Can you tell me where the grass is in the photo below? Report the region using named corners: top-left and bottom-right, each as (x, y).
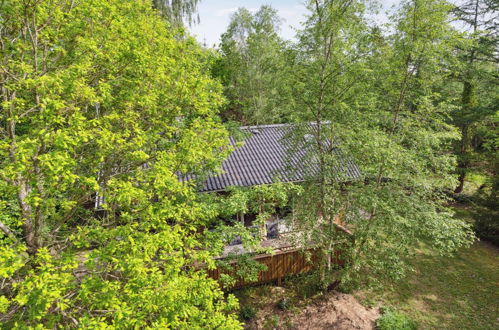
top-left (356, 205), bottom-right (499, 330)
top-left (464, 172), bottom-right (488, 195)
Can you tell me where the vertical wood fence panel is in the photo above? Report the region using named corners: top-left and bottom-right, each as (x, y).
top-left (207, 248), bottom-right (338, 289)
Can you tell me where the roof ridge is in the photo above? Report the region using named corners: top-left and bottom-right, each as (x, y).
top-left (239, 121), bottom-right (331, 130)
top-left (239, 123), bottom-right (290, 130)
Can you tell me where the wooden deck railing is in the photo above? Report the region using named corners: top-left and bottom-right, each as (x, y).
top-left (207, 247), bottom-right (338, 288)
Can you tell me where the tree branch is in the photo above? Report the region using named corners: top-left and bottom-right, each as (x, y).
top-left (0, 220), bottom-right (19, 243)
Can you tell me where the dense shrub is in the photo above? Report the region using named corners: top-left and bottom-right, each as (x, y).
top-left (474, 211), bottom-right (499, 246)
top-left (376, 307), bottom-right (417, 330)
top-left (288, 272), bottom-right (323, 299)
top-left (239, 305), bottom-right (257, 321)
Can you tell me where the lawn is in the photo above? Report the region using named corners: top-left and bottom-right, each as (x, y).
top-left (356, 239), bottom-right (499, 329)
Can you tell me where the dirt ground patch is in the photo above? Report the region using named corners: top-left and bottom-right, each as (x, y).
top-left (247, 290), bottom-right (379, 329)
top-left (286, 292), bottom-right (380, 330)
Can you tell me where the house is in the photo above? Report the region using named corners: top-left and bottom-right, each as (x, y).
top-left (181, 123), bottom-right (360, 257)
top-left (187, 123), bottom-right (361, 286)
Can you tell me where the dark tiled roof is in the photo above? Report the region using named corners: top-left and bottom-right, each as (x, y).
top-left (184, 123), bottom-right (361, 192)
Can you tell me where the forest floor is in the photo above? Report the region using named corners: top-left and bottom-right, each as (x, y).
top-left (235, 204), bottom-right (499, 329)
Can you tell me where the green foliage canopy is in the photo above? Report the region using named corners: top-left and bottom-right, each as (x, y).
top-left (289, 0), bottom-right (475, 288)
top-left (0, 0), bottom-right (241, 327)
top-left (212, 6), bottom-right (295, 125)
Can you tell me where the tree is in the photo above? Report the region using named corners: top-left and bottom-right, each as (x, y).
top-left (288, 0), bottom-right (373, 286)
top-left (153, 0), bottom-right (201, 26)
top-left (0, 0), bottom-right (240, 327)
top-left (451, 0), bottom-right (498, 193)
top-left (289, 0), bottom-right (475, 289)
top-left (213, 6), bottom-right (295, 125)
top-left (342, 0), bottom-right (475, 286)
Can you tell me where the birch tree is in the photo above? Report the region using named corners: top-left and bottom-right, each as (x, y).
top-left (214, 6), bottom-right (295, 124)
top-left (291, 0), bottom-right (475, 289)
top-left (153, 0), bottom-right (201, 26)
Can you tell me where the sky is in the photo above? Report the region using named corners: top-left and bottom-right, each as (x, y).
top-left (188, 0), bottom-right (402, 47)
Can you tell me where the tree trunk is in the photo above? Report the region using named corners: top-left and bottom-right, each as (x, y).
top-left (454, 80), bottom-right (475, 193)
top-left (18, 180), bottom-right (39, 255)
top-left (454, 171), bottom-right (466, 194)
top-left (454, 124), bottom-right (469, 193)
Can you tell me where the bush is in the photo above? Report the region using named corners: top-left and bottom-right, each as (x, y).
top-left (239, 305), bottom-right (257, 321)
top-left (336, 279), bottom-right (357, 294)
top-left (277, 298), bottom-right (290, 310)
top-left (473, 211), bottom-right (499, 246)
top-left (376, 307), bottom-right (417, 330)
top-left (290, 272), bottom-right (323, 299)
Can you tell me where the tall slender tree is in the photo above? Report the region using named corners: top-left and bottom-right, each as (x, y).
top-left (153, 0), bottom-right (201, 26)
top-left (289, 0), bottom-right (371, 285)
top-left (451, 0), bottom-right (498, 193)
top-left (290, 0), bottom-right (475, 288)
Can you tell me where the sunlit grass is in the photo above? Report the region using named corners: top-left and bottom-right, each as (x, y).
top-left (357, 230), bottom-right (499, 329)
